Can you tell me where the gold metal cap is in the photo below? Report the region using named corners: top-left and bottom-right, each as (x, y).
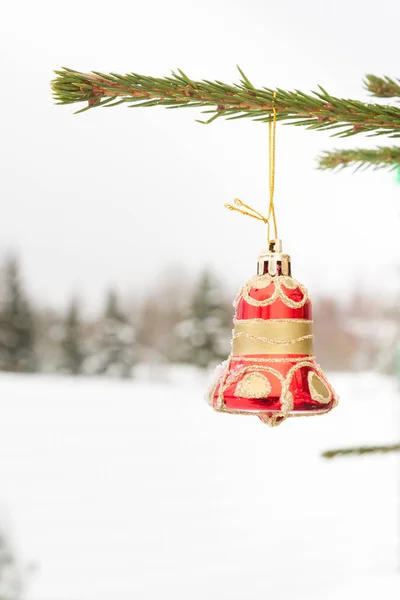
top-left (257, 239), bottom-right (291, 276)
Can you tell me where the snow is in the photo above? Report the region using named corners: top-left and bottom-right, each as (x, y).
top-left (0, 371), bottom-right (399, 599)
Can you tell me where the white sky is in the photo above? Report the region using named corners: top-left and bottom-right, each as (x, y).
top-left (1, 0), bottom-right (400, 312)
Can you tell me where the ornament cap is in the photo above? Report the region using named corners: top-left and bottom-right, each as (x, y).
top-left (257, 239), bottom-right (291, 276)
top-left (269, 238), bottom-right (282, 253)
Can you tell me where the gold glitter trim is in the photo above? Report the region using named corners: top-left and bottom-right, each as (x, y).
top-left (215, 359), bottom-right (233, 409)
top-left (281, 390), bottom-right (294, 415)
top-left (258, 412), bottom-right (286, 427)
top-left (232, 332), bottom-right (314, 355)
top-left (279, 277), bottom-right (298, 290)
top-left (230, 355), bottom-right (316, 363)
top-left (234, 331), bottom-right (314, 345)
top-left (234, 318), bottom-right (314, 324)
top-left (236, 274), bottom-right (309, 310)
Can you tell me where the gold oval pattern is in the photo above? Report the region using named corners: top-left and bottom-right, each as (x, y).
top-left (308, 372), bottom-right (332, 404)
top-left (235, 373), bottom-right (272, 399)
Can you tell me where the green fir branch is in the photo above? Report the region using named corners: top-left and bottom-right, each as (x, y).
top-left (51, 67), bottom-right (400, 137)
top-left (323, 443), bottom-right (400, 459)
top-left (319, 146), bottom-right (400, 171)
top-left (365, 74), bottom-right (400, 98)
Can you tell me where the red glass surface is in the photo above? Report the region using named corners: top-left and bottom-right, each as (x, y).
top-left (235, 282), bottom-right (312, 321)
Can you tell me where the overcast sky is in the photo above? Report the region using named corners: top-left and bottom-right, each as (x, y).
top-left (1, 0), bottom-right (400, 312)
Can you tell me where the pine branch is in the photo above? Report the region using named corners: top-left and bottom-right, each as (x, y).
top-left (365, 74), bottom-right (400, 98)
top-left (319, 146), bottom-right (400, 171)
top-left (51, 67), bottom-right (400, 137)
top-left (323, 443), bottom-right (400, 459)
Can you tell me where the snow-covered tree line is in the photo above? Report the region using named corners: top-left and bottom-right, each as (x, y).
top-left (0, 257), bottom-right (233, 376)
top-left (0, 255), bottom-right (397, 377)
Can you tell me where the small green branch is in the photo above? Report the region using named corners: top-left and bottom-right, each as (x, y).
top-left (51, 67), bottom-right (400, 137)
top-left (323, 443), bottom-right (400, 459)
top-left (319, 146), bottom-right (400, 171)
top-left (365, 74), bottom-right (400, 98)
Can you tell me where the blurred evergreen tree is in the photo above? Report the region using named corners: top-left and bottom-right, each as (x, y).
top-left (87, 289), bottom-right (136, 377)
top-left (0, 530), bottom-right (23, 600)
top-left (313, 297), bottom-right (358, 371)
top-left (0, 256), bottom-right (37, 373)
top-left (174, 269), bottom-right (232, 369)
top-left (135, 268), bottom-right (187, 364)
top-left (34, 308), bottom-right (64, 374)
top-left (60, 299), bottom-right (85, 375)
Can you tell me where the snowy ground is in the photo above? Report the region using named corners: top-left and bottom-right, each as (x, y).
top-left (0, 370), bottom-right (399, 600)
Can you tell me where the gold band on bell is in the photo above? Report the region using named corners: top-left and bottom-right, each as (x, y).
top-left (232, 319), bottom-right (314, 355)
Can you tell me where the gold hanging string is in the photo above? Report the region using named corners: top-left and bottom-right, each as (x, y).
top-left (267, 92), bottom-right (278, 241)
top-left (225, 92), bottom-right (278, 243)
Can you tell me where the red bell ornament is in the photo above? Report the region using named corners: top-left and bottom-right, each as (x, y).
top-left (208, 239), bottom-right (338, 426)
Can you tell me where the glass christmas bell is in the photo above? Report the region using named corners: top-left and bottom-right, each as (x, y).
top-left (208, 239), bottom-right (338, 426)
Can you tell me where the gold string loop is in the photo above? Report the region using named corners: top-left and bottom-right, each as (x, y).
top-left (225, 91), bottom-right (278, 243)
top-left (224, 198), bottom-right (268, 224)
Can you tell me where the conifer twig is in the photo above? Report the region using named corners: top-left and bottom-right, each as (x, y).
top-left (51, 67), bottom-right (400, 137)
top-left (323, 443), bottom-right (400, 459)
top-left (365, 74), bottom-right (400, 98)
top-left (318, 146), bottom-right (400, 171)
